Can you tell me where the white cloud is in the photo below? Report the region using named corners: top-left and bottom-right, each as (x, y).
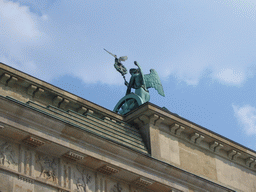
top-left (0, 55), bottom-right (38, 78)
top-left (212, 68), bottom-right (246, 86)
top-left (0, 0), bottom-right (256, 87)
top-left (41, 14), bottom-right (48, 21)
top-left (0, 0), bottom-right (50, 80)
top-left (233, 104), bottom-right (256, 135)
top-left (160, 0), bottom-right (256, 86)
top-left (214, 0), bottom-right (256, 20)
top-left (0, 0), bottom-right (42, 39)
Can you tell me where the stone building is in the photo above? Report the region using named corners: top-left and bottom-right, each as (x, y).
top-left (0, 62), bottom-right (255, 192)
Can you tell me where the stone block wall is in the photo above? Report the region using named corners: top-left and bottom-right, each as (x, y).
top-left (157, 126), bottom-right (256, 192)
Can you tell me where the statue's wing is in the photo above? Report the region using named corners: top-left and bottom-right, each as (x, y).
top-left (144, 69), bottom-right (165, 97)
top-left (118, 56), bottom-right (128, 62)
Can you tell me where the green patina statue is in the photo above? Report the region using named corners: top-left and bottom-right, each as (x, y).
top-left (104, 49), bottom-right (165, 115)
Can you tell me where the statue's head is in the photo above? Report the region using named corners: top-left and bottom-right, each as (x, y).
top-left (129, 68), bottom-right (137, 75)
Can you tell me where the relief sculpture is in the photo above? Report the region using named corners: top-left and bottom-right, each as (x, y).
top-left (37, 155), bottom-right (57, 181)
top-left (0, 142), bottom-right (16, 166)
top-left (74, 165), bottom-right (92, 192)
top-left (111, 182), bottom-right (123, 192)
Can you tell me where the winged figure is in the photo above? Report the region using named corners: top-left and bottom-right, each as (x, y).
top-left (105, 49), bottom-right (166, 114)
top-left (125, 61), bottom-right (165, 104)
top-left (144, 69), bottom-right (165, 97)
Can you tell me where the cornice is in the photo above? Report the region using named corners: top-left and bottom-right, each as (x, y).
top-left (125, 103), bottom-right (256, 172)
top-left (0, 62), bottom-right (123, 121)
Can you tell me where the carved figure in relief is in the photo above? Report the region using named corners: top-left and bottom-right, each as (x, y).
top-left (37, 155), bottom-right (57, 181)
top-left (111, 182), bottom-right (123, 192)
top-left (74, 165), bottom-right (92, 192)
top-left (0, 142), bottom-right (16, 165)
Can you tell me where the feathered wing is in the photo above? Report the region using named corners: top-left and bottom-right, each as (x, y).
top-left (118, 56), bottom-right (128, 62)
top-left (144, 69), bottom-right (165, 97)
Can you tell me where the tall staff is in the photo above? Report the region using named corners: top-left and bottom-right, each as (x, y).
top-left (104, 49), bottom-right (128, 82)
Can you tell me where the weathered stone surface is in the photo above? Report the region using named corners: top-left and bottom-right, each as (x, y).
top-left (0, 170), bottom-right (15, 192)
top-left (216, 156), bottom-right (256, 192)
top-left (179, 141), bottom-right (218, 181)
top-left (159, 130), bottom-right (180, 165)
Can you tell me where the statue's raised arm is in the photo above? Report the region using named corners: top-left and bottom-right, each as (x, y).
top-left (134, 61), bottom-right (146, 88)
top-left (125, 61), bottom-right (147, 95)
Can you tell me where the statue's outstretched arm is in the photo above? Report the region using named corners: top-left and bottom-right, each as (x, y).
top-left (134, 61), bottom-right (142, 72)
top-left (134, 61), bottom-right (146, 87)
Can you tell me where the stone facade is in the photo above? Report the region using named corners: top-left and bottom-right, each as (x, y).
top-left (0, 62), bottom-right (256, 192)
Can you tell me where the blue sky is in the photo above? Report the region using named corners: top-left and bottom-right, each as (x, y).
top-left (1, 0), bottom-right (256, 151)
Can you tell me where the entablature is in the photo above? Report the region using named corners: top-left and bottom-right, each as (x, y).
top-left (0, 95), bottom-right (235, 192)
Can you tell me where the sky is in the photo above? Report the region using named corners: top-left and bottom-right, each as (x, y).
top-left (1, 0), bottom-right (256, 151)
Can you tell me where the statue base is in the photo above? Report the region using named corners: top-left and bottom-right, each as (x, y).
top-left (113, 93), bottom-right (144, 115)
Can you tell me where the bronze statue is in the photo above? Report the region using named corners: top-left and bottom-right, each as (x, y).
top-left (104, 49), bottom-right (165, 115)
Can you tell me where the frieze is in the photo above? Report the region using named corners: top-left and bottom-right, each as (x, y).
top-left (0, 141), bottom-right (17, 167)
top-left (24, 150), bottom-right (32, 175)
top-left (36, 155), bottom-right (58, 182)
top-left (63, 163), bottom-right (71, 189)
top-left (110, 182), bottom-right (123, 192)
top-left (74, 165), bottom-right (92, 192)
